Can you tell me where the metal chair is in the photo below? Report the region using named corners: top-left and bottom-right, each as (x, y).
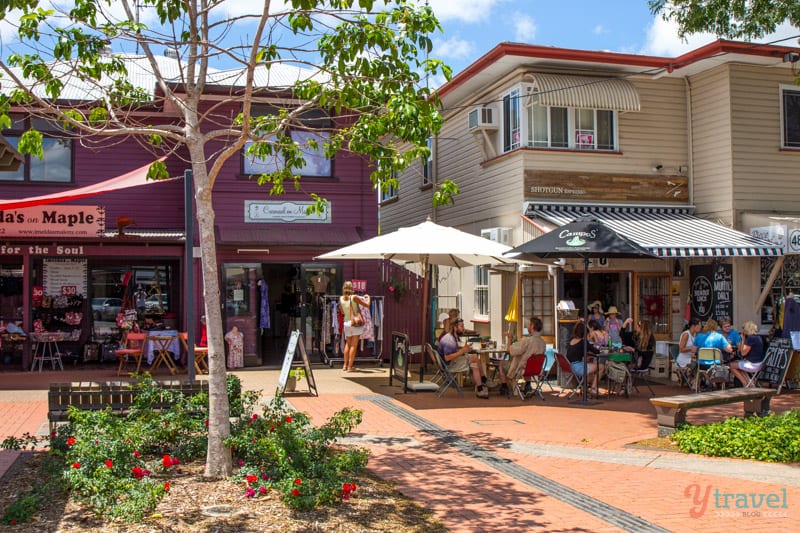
top-left (115, 332), bottom-right (146, 376)
top-left (669, 344), bottom-right (694, 390)
top-left (425, 343), bottom-right (464, 397)
top-left (696, 347), bottom-right (725, 392)
top-left (511, 354), bottom-right (546, 400)
top-left (555, 352), bottom-right (583, 399)
top-left (629, 351), bottom-right (655, 396)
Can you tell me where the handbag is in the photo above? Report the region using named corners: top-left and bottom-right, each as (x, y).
top-left (350, 300), bottom-right (364, 327)
top-left (607, 361), bottom-right (629, 384)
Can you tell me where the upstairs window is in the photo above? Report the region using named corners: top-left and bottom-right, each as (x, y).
top-left (421, 136), bottom-right (434, 187)
top-left (1, 115), bottom-right (73, 183)
top-left (243, 105), bottom-right (332, 177)
top-left (379, 170), bottom-right (398, 203)
top-left (474, 266), bottom-right (489, 317)
top-left (503, 89), bottom-right (521, 152)
top-left (781, 86), bottom-right (800, 148)
top-left (527, 103), bottom-right (616, 151)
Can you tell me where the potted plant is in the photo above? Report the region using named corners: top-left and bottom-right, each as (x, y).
top-left (286, 368), bottom-right (306, 392)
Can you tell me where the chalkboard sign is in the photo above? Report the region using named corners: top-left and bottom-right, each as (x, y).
top-left (760, 337), bottom-right (793, 394)
top-left (689, 263), bottom-right (733, 322)
top-left (276, 330), bottom-right (317, 396)
top-left (389, 332), bottom-right (411, 392)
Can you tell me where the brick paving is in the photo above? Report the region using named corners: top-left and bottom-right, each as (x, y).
top-left (1, 365), bottom-right (798, 531)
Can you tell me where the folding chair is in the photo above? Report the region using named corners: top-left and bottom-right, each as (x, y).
top-left (541, 348), bottom-right (557, 392)
top-left (179, 332), bottom-right (209, 374)
top-left (425, 343), bottom-right (463, 397)
top-left (696, 347), bottom-right (725, 392)
top-left (115, 332), bottom-right (146, 376)
top-left (555, 353), bottom-right (583, 399)
top-left (669, 344), bottom-right (694, 390)
top-left (740, 353), bottom-right (769, 388)
top-left (511, 354), bottom-right (546, 400)
top-left (630, 351), bottom-right (655, 396)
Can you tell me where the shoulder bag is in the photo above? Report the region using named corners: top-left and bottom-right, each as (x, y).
top-left (350, 300), bottom-right (364, 327)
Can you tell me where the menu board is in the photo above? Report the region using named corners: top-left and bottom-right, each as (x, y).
top-left (42, 258), bottom-right (87, 297)
top-left (689, 263), bottom-right (733, 322)
top-left (761, 337), bottom-right (793, 394)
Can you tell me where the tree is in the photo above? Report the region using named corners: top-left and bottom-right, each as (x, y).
top-left (0, 0), bottom-right (451, 478)
top-left (649, 0), bottom-right (800, 39)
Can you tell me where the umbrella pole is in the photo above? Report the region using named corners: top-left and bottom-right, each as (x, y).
top-left (572, 257), bottom-right (601, 406)
top-left (419, 258), bottom-right (430, 382)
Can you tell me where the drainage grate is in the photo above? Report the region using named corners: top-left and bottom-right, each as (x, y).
top-left (357, 394), bottom-right (670, 533)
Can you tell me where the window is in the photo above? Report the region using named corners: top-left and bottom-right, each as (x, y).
top-left (379, 171), bottom-right (398, 202)
top-left (503, 89), bottom-right (521, 152)
top-left (421, 137), bottom-right (434, 186)
top-left (636, 273), bottom-right (670, 336)
top-left (527, 102), bottom-right (616, 151)
top-left (781, 86), bottom-right (800, 148)
top-left (243, 105), bottom-right (332, 176)
top-left (1, 115), bottom-right (73, 182)
top-left (474, 266), bottom-right (489, 316)
top-left (520, 273), bottom-right (554, 339)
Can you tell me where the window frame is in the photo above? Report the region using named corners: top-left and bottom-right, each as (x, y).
top-left (526, 98), bottom-right (618, 152)
top-left (1, 114), bottom-right (74, 183)
top-left (780, 84), bottom-right (800, 149)
top-left (242, 105), bottom-right (334, 178)
top-left (421, 136), bottom-right (434, 187)
top-left (503, 88), bottom-right (521, 152)
top-left (379, 170), bottom-right (398, 203)
top-left (474, 265), bottom-right (489, 318)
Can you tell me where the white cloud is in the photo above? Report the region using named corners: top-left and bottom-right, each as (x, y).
top-left (433, 37), bottom-right (475, 61)
top-left (643, 16), bottom-right (800, 57)
top-left (513, 14), bottom-right (536, 43)
top-left (593, 24), bottom-right (606, 35)
top-left (422, 0), bottom-right (508, 24)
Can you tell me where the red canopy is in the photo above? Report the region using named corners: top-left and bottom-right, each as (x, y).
top-left (0, 158), bottom-right (176, 210)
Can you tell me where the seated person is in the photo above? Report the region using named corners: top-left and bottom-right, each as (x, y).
top-left (438, 318), bottom-right (490, 399)
top-left (718, 318), bottom-right (741, 361)
top-left (499, 317), bottom-right (546, 396)
top-left (437, 308), bottom-right (460, 345)
top-left (694, 318), bottom-right (734, 358)
top-left (565, 321), bottom-right (604, 395)
top-left (730, 321), bottom-right (766, 387)
top-left (620, 318), bottom-right (655, 370)
top-left (587, 319), bottom-right (609, 349)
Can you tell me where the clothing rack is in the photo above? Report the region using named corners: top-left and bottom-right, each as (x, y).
top-left (321, 295), bottom-right (384, 367)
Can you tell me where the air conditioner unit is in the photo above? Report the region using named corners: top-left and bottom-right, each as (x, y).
top-left (481, 227), bottom-right (511, 245)
top-left (468, 107), bottom-right (497, 131)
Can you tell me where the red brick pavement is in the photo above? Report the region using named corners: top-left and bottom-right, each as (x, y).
top-left (1, 366), bottom-right (798, 532)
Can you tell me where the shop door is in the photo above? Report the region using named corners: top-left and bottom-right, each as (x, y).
top-left (300, 264), bottom-right (337, 361)
top-left (223, 264), bottom-right (262, 367)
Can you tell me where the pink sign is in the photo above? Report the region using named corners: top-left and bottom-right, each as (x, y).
top-left (352, 279), bottom-right (367, 292)
top-left (0, 205), bottom-right (105, 238)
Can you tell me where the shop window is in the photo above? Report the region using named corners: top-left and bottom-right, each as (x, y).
top-left (636, 273), bottom-right (670, 335)
top-left (1, 115), bottom-right (73, 182)
top-left (521, 273), bottom-right (555, 339)
top-left (760, 255), bottom-right (800, 323)
top-left (243, 105), bottom-right (331, 177)
top-left (0, 265), bottom-right (24, 365)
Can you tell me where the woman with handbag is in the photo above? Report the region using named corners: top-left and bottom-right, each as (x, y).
top-left (339, 280), bottom-right (370, 372)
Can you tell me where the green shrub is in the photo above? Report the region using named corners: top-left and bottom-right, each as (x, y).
top-left (1, 454), bottom-right (65, 525)
top-left (671, 409), bottom-right (800, 462)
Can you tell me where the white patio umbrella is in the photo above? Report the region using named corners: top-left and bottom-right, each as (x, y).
top-left (316, 218), bottom-right (520, 348)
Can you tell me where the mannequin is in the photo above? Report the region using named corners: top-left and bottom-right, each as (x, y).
top-left (312, 272), bottom-right (330, 293)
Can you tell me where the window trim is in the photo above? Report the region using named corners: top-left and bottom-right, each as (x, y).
top-left (421, 136), bottom-right (434, 187)
top-left (1, 115), bottom-right (74, 183)
top-left (780, 84), bottom-right (800, 149)
top-left (379, 172), bottom-right (398, 204)
top-left (526, 98), bottom-right (618, 152)
top-left (473, 265), bottom-right (489, 318)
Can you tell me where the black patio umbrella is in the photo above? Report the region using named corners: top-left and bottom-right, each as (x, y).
top-left (505, 216), bottom-right (659, 404)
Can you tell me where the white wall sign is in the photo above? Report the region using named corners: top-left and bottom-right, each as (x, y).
top-left (43, 258), bottom-right (88, 297)
top-left (749, 225), bottom-right (787, 253)
top-left (0, 205), bottom-right (105, 237)
top-left (244, 201), bottom-right (330, 223)
top-left (789, 228), bottom-right (800, 254)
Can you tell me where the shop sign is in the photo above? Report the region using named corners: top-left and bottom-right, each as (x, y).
top-left (748, 225), bottom-right (787, 253)
top-left (352, 279), bottom-right (367, 292)
top-left (690, 263), bottom-right (733, 322)
top-left (0, 205), bottom-right (104, 238)
top-left (244, 201), bottom-right (330, 223)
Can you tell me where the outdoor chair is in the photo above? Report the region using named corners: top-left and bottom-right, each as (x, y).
top-left (669, 344), bottom-right (694, 390)
top-left (555, 352), bottom-right (583, 399)
top-left (425, 343), bottom-right (464, 398)
top-left (511, 353), bottom-right (546, 400)
top-left (629, 351), bottom-right (655, 396)
top-left (696, 347), bottom-right (726, 393)
top-left (115, 332), bottom-right (146, 376)
top-left (179, 332), bottom-right (209, 375)
top-left (740, 355), bottom-right (768, 388)
top-left (541, 348), bottom-right (557, 392)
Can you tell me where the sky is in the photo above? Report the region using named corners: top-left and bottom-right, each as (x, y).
top-left (424, 0), bottom-right (800, 84)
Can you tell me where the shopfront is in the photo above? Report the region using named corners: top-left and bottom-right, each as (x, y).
top-left (0, 204), bottom-right (184, 369)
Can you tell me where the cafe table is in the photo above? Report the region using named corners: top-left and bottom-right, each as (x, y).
top-left (144, 330), bottom-right (180, 374)
top-left (474, 346), bottom-right (509, 381)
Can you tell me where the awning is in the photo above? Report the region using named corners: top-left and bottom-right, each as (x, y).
top-left (528, 74), bottom-right (641, 112)
top-left (0, 158), bottom-right (174, 210)
top-left (525, 204), bottom-right (783, 258)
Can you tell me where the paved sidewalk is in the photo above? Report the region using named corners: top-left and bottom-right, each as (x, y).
top-left (1, 365), bottom-right (798, 532)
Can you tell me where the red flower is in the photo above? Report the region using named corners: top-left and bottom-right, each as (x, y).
top-left (66, 437), bottom-right (76, 446)
top-left (251, 413), bottom-right (258, 420)
top-left (294, 478), bottom-right (302, 485)
top-left (343, 483), bottom-right (351, 492)
top-left (72, 462), bottom-right (80, 469)
top-left (10, 519), bottom-right (17, 525)
top-left (133, 450), bottom-right (141, 458)
top-left (246, 475), bottom-right (257, 484)
top-left (238, 460), bottom-right (244, 467)
top-left (162, 454), bottom-right (172, 468)
top-left (291, 488), bottom-right (300, 497)
top-left (50, 431), bottom-right (56, 438)
top-left (143, 469), bottom-right (152, 477)
top-left (245, 487), bottom-right (256, 498)
top-left (252, 438), bottom-right (257, 443)
top-left (163, 482), bottom-right (170, 492)
top-left (131, 467), bottom-right (144, 479)
top-left (261, 473), bottom-right (270, 480)
top-left (204, 419), bottom-right (209, 427)
top-left (105, 460), bottom-right (113, 468)
top-left (171, 457), bottom-right (180, 466)
top-left (351, 483), bottom-right (357, 492)
top-left (389, 286), bottom-right (395, 292)
top-left (259, 486), bottom-right (267, 494)
top-left (285, 416), bottom-right (293, 423)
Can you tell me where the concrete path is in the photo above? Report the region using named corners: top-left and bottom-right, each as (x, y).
top-left (1, 364), bottom-right (798, 532)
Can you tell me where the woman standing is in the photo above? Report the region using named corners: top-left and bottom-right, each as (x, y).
top-left (339, 281), bottom-right (370, 372)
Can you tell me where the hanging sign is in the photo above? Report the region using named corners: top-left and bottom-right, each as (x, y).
top-left (42, 258), bottom-right (88, 297)
top-left (689, 263), bottom-right (733, 322)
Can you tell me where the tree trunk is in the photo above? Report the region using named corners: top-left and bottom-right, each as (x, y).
top-left (190, 156), bottom-right (232, 479)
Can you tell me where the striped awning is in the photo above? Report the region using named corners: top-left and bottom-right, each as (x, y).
top-left (529, 74), bottom-right (641, 112)
top-left (524, 204), bottom-right (783, 258)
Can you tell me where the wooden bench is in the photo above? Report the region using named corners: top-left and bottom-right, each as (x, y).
top-left (650, 387), bottom-right (776, 437)
top-left (48, 380), bottom-right (208, 432)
